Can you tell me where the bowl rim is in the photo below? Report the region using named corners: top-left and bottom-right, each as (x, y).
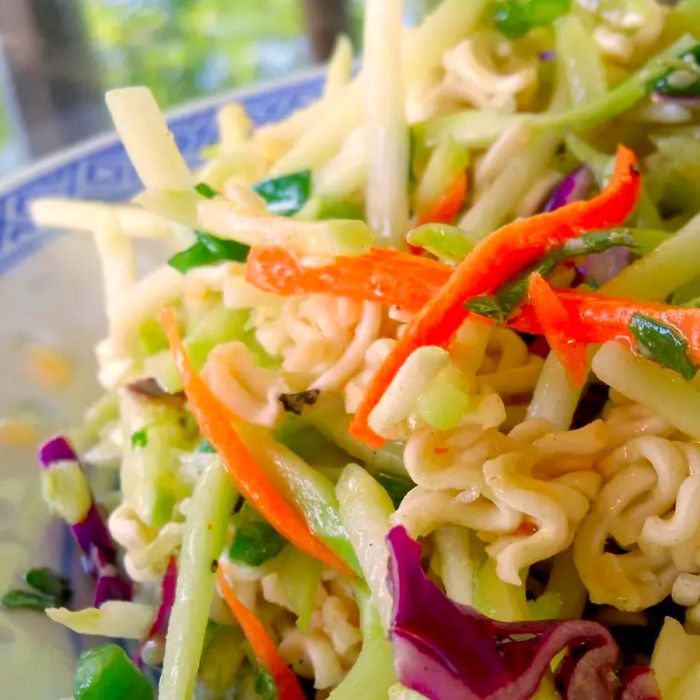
top-left (0, 64), bottom-right (327, 197)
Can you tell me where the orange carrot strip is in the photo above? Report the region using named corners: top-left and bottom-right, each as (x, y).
top-left (349, 145), bottom-right (641, 446)
top-left (416, 170), bottom-right (468, 226)
top-left (510, 289), bottom-right (700, 364)
top-left (527, 274), bottom-right (589, 388)
top-left (246, 245), bottom-right (451, 313)
top-left (217, 568), bottom-right (305, 700)
top-left (161, 307), bottom-right (352, 576)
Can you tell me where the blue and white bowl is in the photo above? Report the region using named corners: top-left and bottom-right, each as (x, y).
top-left (0, 69), bottom-right (324, 699)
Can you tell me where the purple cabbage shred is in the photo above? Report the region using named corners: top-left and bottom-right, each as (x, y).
top-left (38, 434), bottom-right (132, 607)
top-left (543, 166), bottom-right (594, 213)
top-left (386, 526), bottom-right (661, 700)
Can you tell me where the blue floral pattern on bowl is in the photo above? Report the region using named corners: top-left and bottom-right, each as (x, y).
top-left (0, 71), bottom-right (324, 275)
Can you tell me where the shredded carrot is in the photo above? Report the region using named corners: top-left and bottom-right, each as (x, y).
top-left (161, 307), bottom-right (352, 576)
top-left (217, 567), bottom-right (305, 700)
top-left (511, 287), bottom-right (700, 364)
top-left (246, 245), bottom-right (450, 313)
top-left (348, 144), bottom-right (641, 446)
top-left (527, 274), bottom-right (589, 387)
top-left (416, 170), bottom-right (468, 226)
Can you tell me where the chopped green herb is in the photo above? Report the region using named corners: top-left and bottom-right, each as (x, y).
top-left (131, 429), bottom-right (149, 448)
top-left (25, 567), bottom-right (71, 602)
top-left (492, 0), bottom-right (571, 39)
top-left (374, 473), bottom-right (413, 509)
top-left (629, 313), bottom-right (699, 380)
top-left (560, 228), bottom-right (636, 257)
top-left (646, 44), bottom-right (700, 97)
top-left (229, 507), bottom-right (287, 567)
top-left (196, 438), bottom-right (216, 454)
top-left (279, 390), bottom-right (321, 415)
top-left (465, 229), bottom-right (637, 320)
top-left (464, 295), bottom-right (505, 321)
top-left (168, 230), bottom-right (249, 273)
top-left (254, 665), bottom-right (278, 700)
top-left (252, 170), bottom-right (312, 217)
top-left (584, 277), bottom-right (601, 291)
top-left (195, 182), bottom-right (218, 199)
top-left (2, 566), bottom-right (72, 610)
top-left (1, 589), bottom-right (58, 611)
top-left (74, 644), bottom-right (154, 700)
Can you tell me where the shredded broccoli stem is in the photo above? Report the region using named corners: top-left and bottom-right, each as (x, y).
top-left (159, 458), bottom-right (236, 700)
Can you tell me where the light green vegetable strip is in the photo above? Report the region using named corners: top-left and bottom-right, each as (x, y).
top-left (369, 346), bottom-right (450, 438)
top-left (364, 0), bottom-right (410, 245)
top-left (324, 34), bottom-right (354, 98)
top-left (119, 389), bottom-right (193, 528)
top-left (185, 306), bottom-right (249, 369)
top-left (602, 210), bottom-right (700, 301)
top-left (272, 546), bottom-right (323, 631)
top-left (309, 396), bottom-right (408, 477)
top-left (327, 587), bottom-right (397, 700)
top-left (593, 341), bottom-right (700, 441)
top-left (159, 458), bottom-right (236, 700)
top-left (651, 617), bottom-right (700, 699)
top-left (105, 87), bottom-right (192, 191)
top-left (416, 378), bottom-right (471, 431)
top-left (198, 624), bottom-right (246, 694)
top-left (134, 188), bottom-right (199, 229)
top-left (472, 559), bottom-right (558, 699)
top-left (667, 664), bottom-right (700, 700)
top-left (197, 198), bottom-right (374, 256)
top-left (565, 135), bottom-right (663, 229)
top-left (68, 393), bottom-right (119, 453)
top-left (554, 15), bottom-right (606, 106)
top-left (417, 110), bottom-right (526, 149)
top-left (426, 35), bottom-right (696, 147)
top-left (413, 137), bottom-right (469, 215)
top-left (473, 557), bottom-right (530, 622)
top-left (271, 0), bottom-right (485, 176)
top-left (337, 464), bottom-right (395, 631)
top-left (433, 525), bottom-right (484, 605)
top-left (240, 427), bottom-right (360, 573)
top-left (630, 228), bottom-right (672, 256)
top-left (565, 134), bottom-right (611, 185)
top-left (143, 350), bottom-right (182, 394)
top-left (41, 461), bottom-right (92, 525)
top-left (527, 352), bottom-right (582, 430)
top-left (458, 129), bottom-right (560, 237)
top-left (313, 128), bottom-right (367, 201)
top-left (528, 550), bottom-right (587, 620)
top-left (406, 223), bottom-right (477, 262)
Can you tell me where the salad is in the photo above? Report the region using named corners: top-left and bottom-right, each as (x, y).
top-left (5, 0), bottom-right (700, 698)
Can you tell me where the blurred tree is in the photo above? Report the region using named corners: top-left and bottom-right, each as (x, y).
top-left (77, 0), bottom-right (309, 107)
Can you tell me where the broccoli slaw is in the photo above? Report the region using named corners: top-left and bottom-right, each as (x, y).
top-left (3, 0), bottom-right (700, 698)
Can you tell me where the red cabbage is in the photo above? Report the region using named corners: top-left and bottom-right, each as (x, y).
top-left (149, 556), bottom-right (177, 638)
top-left (386, 526), bottom-right (623, 700)
top-left (543, 167), bottom-right (593, 212)
top-left (94, 567), bottom-right (133, 607)
top-left (619, 666), bottom-right (660, 700)
top-left (578, 246), bottom-right (633, 288)
top-left (542, 167), bottom-right (631, 287)
top-left (73, 505), bottom-right (117, 563)
top-left (135, 557), bottom-right (177, 667)
top-left (38, 435), bottom-right (132, 607)
top-left (39, 435), bottom-right (79, 467)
